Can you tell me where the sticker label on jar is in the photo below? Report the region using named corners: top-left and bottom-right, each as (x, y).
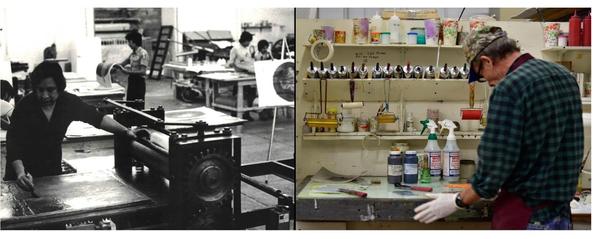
top-left (388, 165), bottom-right (403, 176)
top-left (428, 151), bottom-right (442, 176)
top-left (404, 163), bottom-right (418, 175)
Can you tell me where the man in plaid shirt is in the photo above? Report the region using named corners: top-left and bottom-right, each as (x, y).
top-left (413, 26), bottom-right (583, 230)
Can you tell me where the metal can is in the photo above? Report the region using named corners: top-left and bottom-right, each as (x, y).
top-left (335, 31), bottom-right (346, 43)
top-left (353, 18), bottom-right (369, 44)
top-left (371, 32), bottom-right (381, 44)
top-left (380, 32), bottom-right (391, 44)
top-left (403, 151), bottom-right (419, 184)
top-left (388, 151), bottom-right (404, 184)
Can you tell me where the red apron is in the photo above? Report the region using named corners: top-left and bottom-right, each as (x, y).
top-left (491, 188), bottom-right (557, 229)
top-left (491, 189), bottom-right (533, 229)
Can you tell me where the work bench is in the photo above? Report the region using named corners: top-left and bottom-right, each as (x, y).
top-left (63, 74), bottom-right (126, 113)
top-left (296, 176), bottom-right (492, 230)
top-left (200, 71), bottom-right (265, 119)
top-left (163, 62), bottom-right (234, 106)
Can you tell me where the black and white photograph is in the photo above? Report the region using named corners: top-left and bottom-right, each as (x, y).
top-left (0, 6), bottom-right (295, 230)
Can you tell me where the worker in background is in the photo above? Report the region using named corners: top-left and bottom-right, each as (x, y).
top-left (413, 26), bottom-right (583, 230)
top-left (115, 30), bottom-right (149, 108)
top-left (254, 40), bottom-right (272, 61)
top-left (226, 31), bottom-right (257, 119)
top-left (5, 61), bottom-right (137, 191)
top-left (1, 79), bottom-right (15, 129)
top-left (227, 31), bottom-right (256, 73)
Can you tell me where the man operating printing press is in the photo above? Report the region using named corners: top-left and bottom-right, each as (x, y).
top-left (4, 61), bottom-right (136, 192)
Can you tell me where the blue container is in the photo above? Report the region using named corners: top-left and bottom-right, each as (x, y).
top-left (387, 151), bottom-right (404, 184)
top-left (403, 151), bottom-right (418, 184)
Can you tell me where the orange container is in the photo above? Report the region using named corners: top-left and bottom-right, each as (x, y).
top-left (371, 32), bottom-right (381, 44)
top-left (335, 31), bottom-right (346, 43)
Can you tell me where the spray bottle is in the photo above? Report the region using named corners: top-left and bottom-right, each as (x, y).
top-left (424, 119), bottom-right (442, 182)
top-left (439, 119), bottom-right (460, 182)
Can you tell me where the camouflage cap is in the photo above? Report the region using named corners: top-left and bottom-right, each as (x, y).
top-left (463, 26), bottom-right (507, 83)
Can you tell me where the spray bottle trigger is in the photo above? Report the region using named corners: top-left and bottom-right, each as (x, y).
top-left (420, 119), bottom-right (429, 135)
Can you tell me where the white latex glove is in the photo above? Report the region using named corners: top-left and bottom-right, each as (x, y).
top-left (413, 193), bottom-right (459, 224)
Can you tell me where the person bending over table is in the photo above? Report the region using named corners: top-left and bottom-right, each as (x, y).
top-left (5, 61), bottom-right (136, 191)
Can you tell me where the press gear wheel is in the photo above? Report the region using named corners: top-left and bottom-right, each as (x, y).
top-left (187, 153), bottom-right (234, 202)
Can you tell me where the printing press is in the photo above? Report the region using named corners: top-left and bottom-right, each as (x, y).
top-left (0, 99), bottom-right (294, 230)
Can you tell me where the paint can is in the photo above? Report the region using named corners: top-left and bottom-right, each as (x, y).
top-left (322, 26), bottom-right (335, 42)
top-left (388, 151), bottom-right (404, 184)
top-left (459, 159), bottom-right (476, 181)
top-left (424, 19), bottom-right (440, 45)
top-left (558, 33), bottom-right (568, 47)
top-left (544, 23), bottom-right (560, 47)
top-left (312, 29), bottom-right (325, 41)
top-left (403, 151), bottom-right (418, 184)
top-left (380, 32), bottom-right (391, 44)
top-left (353, 18), bottom-right (369, 44)
top-left (442, 18), bottom-right (458, 46)
top-left (335, 31), bottom-right (346, 43)
top-left (407, 32), bottom-right (418, 45)
top-left (371, 32), bottom-right (381, 44)
top-left (461, 108), bottom-right (482, 120)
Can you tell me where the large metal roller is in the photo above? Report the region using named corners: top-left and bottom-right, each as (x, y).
top-left (130, 140), bottom-right (170, 177)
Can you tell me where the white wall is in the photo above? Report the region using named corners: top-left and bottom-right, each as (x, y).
top-left (2, 7), bottom-right (94, 70)
top-left (176, 8), bottom-right (294, 48)
top-left (0, 8), bottom-right (12, 81)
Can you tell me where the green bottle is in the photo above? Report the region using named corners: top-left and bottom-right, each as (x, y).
top-left (420, 154), bottom-right (431, 184)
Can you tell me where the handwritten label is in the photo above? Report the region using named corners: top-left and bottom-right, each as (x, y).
top-left (354, 51), bottom-right (387, 64)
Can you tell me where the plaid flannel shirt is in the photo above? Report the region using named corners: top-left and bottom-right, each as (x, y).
top-left (471, 58), bottom-right (584, 223)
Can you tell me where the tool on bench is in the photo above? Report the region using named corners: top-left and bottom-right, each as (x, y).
top-left (394, 183), bottom-right (433, 192)
top-left (338, 188), bottom-right (368, 198)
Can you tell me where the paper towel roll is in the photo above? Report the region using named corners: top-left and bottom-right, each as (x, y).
top-left (341, 102), bottom-right (364, 109)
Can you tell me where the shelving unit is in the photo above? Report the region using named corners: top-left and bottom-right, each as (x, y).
top-left (302, 131), bottom-right (483, 141)
top-left (541, 46), bottom-right (591, 53)
top-left (301, 78), bottom-right (487, 102)
top-left (304, 43), bottom-right (464, 49)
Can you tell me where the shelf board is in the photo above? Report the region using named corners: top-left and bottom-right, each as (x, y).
top-left (304, 43), bottom-right (463, 49)
top-left (302, 131), bottom-right (483, 141)
top-left (541, 46), bottom-right (591, 52)
top-left (302, 78), bottom-right (469, 82)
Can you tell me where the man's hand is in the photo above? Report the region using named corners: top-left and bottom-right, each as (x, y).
top-left (413, 193), bottom-right (459, 224)
top-left (16, 172), bottom-right (34, 191)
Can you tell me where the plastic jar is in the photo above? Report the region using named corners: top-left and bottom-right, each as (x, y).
top-left (380, 32), bottom-right (391, 44)
top-left (407, 32), bottom-right (418, 45)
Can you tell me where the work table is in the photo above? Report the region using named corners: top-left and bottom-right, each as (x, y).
top-left (296, 176), bottom-right (491, 223)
